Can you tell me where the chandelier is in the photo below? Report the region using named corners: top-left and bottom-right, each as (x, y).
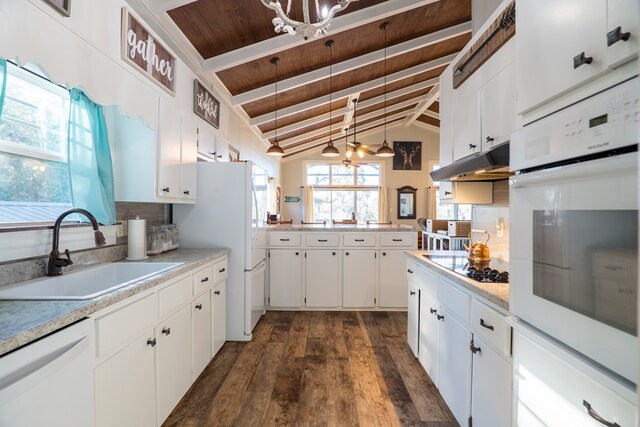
top-left (260, 0), bottom-right (356, 40)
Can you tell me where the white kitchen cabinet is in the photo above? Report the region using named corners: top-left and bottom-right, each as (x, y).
top-left (407, 280), bottom-right (420, 357)
top-left (342, 249), bottom-right (376, 308)
top-left (438, 65), bottom-right (454, 168)
top-left (470, 336), bottom-right (512, 427)
top-left (197, 125), bottom-right (216, 160)
top-left (157, 98), bottom-right (183, 199)
top-left (214, 134), bottom-right (230, 162)
top-left (606, 0), bottom-right (639, 68)
top-left (268, 249), bottom-right (303, 308)
top-left (480, 61), bottom-right (519, 150)
top-left (305, 249), bottom-right (340, 307)
top-left (192, 291), bottom-right (212, 380)
top-left (156, 304), bottom-right (193, 424)
top-left (452, 83), bottom-right (481, 161)
top-left (95, 331), bottom-right (156, 427)
top-left (180, 113), bottom-right (198, 201)
top-left (516, 0), bottom-right (608, 114)
top-left (379, 249), bottom-right (408, 308)
top-left (437, 307), bottom-right (472, 427)
top-left (418, 267), bottom-right (440, 385)
top-left (211, 280), bottom-right (226, 356)
top-left (439, 181), bottom-right (492, 205)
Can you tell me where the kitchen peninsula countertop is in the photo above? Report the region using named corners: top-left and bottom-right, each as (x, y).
top-left (261, 223), bottom-right (417, 232)
top-left (0, 248), bottom-right (229, 356)
top-left (405, 250), bottom-right (510, 311)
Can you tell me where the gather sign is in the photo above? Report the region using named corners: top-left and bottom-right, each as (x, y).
top-left (121, 8), bottom-right (176, 95)
top-left (193, 80), bottom-right (220, 129)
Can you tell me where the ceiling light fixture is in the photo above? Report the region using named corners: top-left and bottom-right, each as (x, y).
top-left (267, 57), bottom-right (285, 157)
top-left (376, 22), bottom-right (395, 158)
top-left (344, 129), bottom-right (353, 159)
top-left (261, 0), bottom-right (355, 40)
top-left (321, 40), bottom-right (340, 157)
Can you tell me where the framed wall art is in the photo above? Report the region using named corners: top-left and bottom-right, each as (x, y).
top-left (43, 0), bottom-right (71, 17)
top-left (393, 141), bottom-right (422, 171)
top-left (194, 80), bottom-right (220, 129)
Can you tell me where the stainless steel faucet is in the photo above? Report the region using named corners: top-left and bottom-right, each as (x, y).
top-left (47, 208), bottom-right (107, 276)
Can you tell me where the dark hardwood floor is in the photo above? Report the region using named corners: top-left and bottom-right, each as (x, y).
top-left (164, 311), bottom-right (457, 427)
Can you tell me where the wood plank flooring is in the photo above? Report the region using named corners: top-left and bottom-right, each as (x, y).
top-left (163, 311), bottom-right (457, 427)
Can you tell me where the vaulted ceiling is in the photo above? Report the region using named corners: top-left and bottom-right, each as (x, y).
top-left (141, 0), bottom-right (472, 159)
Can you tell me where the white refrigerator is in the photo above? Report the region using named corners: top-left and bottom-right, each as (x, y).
top-left (174, 161), bottom-right (267, 341)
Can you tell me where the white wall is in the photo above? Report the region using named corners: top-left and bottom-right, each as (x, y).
top-left (281, 124), bottom-right (439, 226)
top-left (0, 0), bottom-right (280, 181)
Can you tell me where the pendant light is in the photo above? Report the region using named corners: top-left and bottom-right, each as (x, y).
top-left (376, 22), bottom-right (395, 158)
top-left (345, 128), bottom-right (353, 159)
top-left (267, 57), bottom-right (285, 157)
top-left (321, 40), bottom-right (340, 157)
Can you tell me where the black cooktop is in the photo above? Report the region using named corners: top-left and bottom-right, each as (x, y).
top-left (423, 255), bottom-right (509, 283)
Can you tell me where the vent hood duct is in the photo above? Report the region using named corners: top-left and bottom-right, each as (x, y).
top-left (430, 142), bottom-right (512, 182)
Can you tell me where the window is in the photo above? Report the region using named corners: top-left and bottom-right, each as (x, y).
top-left (305, 163), bottom-right (381, 222)
top-left (431, 164), bottom-right (471, 221)
top-left (0, 63), bottom-right (77, 224)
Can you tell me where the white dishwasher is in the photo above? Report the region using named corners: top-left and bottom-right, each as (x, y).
top-left (0, 318), bottom-right (94, 427)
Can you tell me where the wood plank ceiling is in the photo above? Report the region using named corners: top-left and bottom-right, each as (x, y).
top-left (161, 0), bottom-right (472, 159)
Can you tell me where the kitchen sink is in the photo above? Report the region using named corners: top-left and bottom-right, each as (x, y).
top-left (0, 262), bottom-right (184, 300)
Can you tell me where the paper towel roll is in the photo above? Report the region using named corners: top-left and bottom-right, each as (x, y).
top-left (127, 217), bottom-right (148, 260)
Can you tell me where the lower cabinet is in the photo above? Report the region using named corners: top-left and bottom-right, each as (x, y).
top-left (305, 249), bottom-right (340, 307)
top-left (407, 281), bottom-right (420, 357)
top-left (343, 249), bottom-right (376, 308)
top-left (211, 280), bottom-right (226, 356)
top-left (471, 336), bottom-right (512, 427)
top-left (418, 267), bottom-right (440, 386)
top-left (192, 292), bottom-right (212, 380)
top-left (268, 249), bottom-right (303, 307)
top-left (95, 332), bottom-right (156, 427)
top-left (379, 249), bottom-right (408, 308)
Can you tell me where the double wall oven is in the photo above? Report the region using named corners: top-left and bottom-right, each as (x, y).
top-left (510, 77), bottom-right (639, 383)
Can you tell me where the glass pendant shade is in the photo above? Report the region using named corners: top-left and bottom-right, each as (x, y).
top-left (321, 140), bottom-right (340, 157)
top-left (376, 140), bottom-right (394, 157)
top-left (357, 149), bottom-right (364, 158)
top-left (346, 148), bottom-right (353, 159)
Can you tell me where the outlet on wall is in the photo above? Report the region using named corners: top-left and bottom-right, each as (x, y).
top-left (115, 221), bottom-right (128, 238)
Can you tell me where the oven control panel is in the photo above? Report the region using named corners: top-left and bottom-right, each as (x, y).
top-left (511, 77), bottom-right (639, 171)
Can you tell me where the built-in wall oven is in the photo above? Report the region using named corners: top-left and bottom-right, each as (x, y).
top-left (510, 77), bottom-right (639, 383)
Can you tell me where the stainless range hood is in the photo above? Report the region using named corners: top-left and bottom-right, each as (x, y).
top-left (430, 142), bottom-right (512, 182)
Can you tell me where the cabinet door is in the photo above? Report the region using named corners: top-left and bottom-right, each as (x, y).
top-left (157, 99), bottom-right (182, 198)
top-left (211, 281), bottom-right (226, 356)
top-left (197, 125), bottom-right (216, 159)
top-left (481, 61), bottom-right (519, 150)
top-left (379, 250), bottom-right (408, 308)
top-left (439, 66), bottom-right (454, 167)
top-left (452, 86), bottom-right (481, 161)
top-left (407, 281), bottom-right (420, 357)
top-left (156, 304), bottom-right (193, 425)
top-left (471, 336), bottom-right (512, 427)
top-left (268, 250), bottom-right (303, 307)
top-left (418, 268), bottom-right (440, 385)
top-left (214, 134), bottom-right (229, 162)
top-left (95, 332), bottom-right (156, 427)
top-left (181, 114), bottom-right (198, 201)
top-left (606, 0), bottom-right (639, 68)
top-left (516, 0), bottom-right (607, 114)
top-left (438, 308), bottom-right (472, 427)
top-left (192, 292), bottom-right (212, 380)
top-left (342, 249), bottom-right (376, 308)
top-left (305, 250), bottom-right (339, 307)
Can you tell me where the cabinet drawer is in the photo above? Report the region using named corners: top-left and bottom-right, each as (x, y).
top-left (158, 275), bottom-right (193, 319)
top-left (438, 279), bottom-right (470, 323)
top-left (269, 233), bottom-right (301, 247)
top-left (95, 293), bottom-right (157, 357)
top-left (343, 233), bottom-right (376, 247)
top-left (213, 257), bottom-right (228, 283)
top-left (306, 233), bottom-right (339, 247)
top-left (379, 233), bottom-right (415, 247)
top-left (471, 299), bottom-right (510, 357)
top-left (193, 264), bottom-right (213, 295)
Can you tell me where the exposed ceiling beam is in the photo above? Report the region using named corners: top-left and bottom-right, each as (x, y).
top-left (423, 109), bottom-right (440, 120)
top-left (232, 21), bottom-right (471, 106)
top-left (148, 0), bottom-right (198, 13)
top-left (249, 53), bottom-right (455, 126)
top-left (404, 84), bottom-right (440, 126)
top-left (261, 78), bottom-right (437, 139)
top-left (412, 119), bottom-right (441, 134)
top-left (203, 0), bottom-right (439, 72)
top-left (340, 93), bottom-right (360, 135)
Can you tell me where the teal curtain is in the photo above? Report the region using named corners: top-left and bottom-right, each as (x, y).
top-left (0, 59), bottom-right (7, 120)
top-left (67, 88), bottom-right (116, 225)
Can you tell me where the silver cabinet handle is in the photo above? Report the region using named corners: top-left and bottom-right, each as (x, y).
top-left (583, 400), bottom-right (621, 427)
top-left (162, 327), bottom-right (171, 336)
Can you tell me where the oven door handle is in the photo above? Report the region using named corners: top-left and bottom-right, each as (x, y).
top-left (510, 152), bottom-right (637, 189)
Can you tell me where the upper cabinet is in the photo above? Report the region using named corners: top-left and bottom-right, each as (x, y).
top-left (438, 67), bottom-right (454, 168)
top-left (452, 76), bottom-right (481, 162)
top-left (516, 0), bottom-right (638, 116)
top-left (480, 61), bottom-right (520, 151)
top-left (157, 99), bottom-right (184, 199)
top-left (180, 113), bottom-right (198, 201)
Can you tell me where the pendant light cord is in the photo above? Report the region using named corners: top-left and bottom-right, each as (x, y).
top-left (272, 57), bottom-right (279, 145)
top-left (383, 23), bottom-right (388, 142)
top-left (328, 40), bottom-right (333, 142)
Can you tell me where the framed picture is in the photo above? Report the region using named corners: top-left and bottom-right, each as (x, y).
top-left (393, 141), bottom-right (422, 170)
top-left (229, 145), bottom-right (240, 162)
top-left (43, 0), bottom-right (71, 16)
top-left (397, 186), bottom-right (417, 220)
top-left (193, 80), bottom-right (220, 129)
top-left (121, 8), bottom-right (176, 96)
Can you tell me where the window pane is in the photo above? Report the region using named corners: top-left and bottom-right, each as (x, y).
top-left (331, 190), bottom-right (355, 220)
top-left (331, 165), bottom-right (355, 185)
top-left (0, 151), bottom-right (71, 203)
top-left (356, 164), bottom-right (380, 186)
top-left (307, 164), bottom-right (330, 185)
top-left (313, 190), bottom-right (332, 221)
top-left (456, 204), bottom-right (472, 220)
top-left (356, 190), bottom-right (379, 222)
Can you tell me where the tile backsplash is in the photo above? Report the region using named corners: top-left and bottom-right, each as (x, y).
top-left (472, 180), bottom-right (509, 264)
